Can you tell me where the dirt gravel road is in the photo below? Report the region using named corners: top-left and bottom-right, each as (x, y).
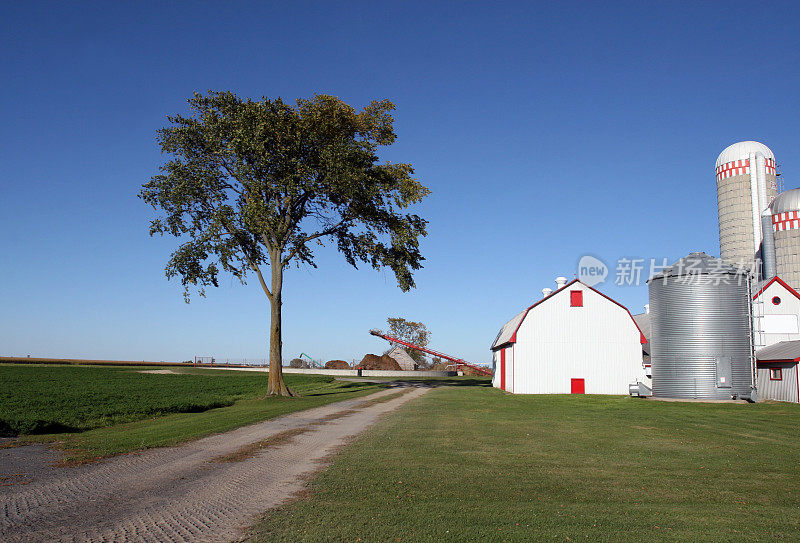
top-left (1, 385), bottom-right (428, 542)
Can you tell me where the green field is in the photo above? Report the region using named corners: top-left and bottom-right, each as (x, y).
top-left (0, 364), bottom-right (383, 461)
top-left (250, 386), bottom-right (800, 542)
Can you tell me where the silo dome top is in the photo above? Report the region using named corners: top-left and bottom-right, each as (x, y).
top-left (648, 252), bottom-right (748, 281)
top-left (716, 141), bottom-right (775, 168)
top-left (772, 188), bottom-right (800, 214)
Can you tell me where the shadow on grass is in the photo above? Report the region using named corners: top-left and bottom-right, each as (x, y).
top-left (0, 400), bottom-right (238, 437)
top-left (337, 377), bottom-right (493, 388)
top-left (302, 382), bottom-right (386, 397)
top-left (405, 378), bottom-right (493, 388)
top-left (0, 420), bottom-right (81, 437)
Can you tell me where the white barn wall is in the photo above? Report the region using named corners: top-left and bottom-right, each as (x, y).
top-left (491, 345), bottom-right (516, 392)
top-left (756, 364), bottom-right (799, 403)
top-left (511, 284), bottom-right (644, 394)
top-left (492, 351), bottom-right (499, 388)
top-left (753, 279), bottom-right (800, 349)
top-left (507, 345), bottom-right (514, 393)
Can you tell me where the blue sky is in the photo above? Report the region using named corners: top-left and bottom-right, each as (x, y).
top-left (1, 1), bottom-right (799, 364)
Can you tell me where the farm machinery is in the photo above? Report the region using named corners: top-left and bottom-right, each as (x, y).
top-left (368, 329), bottom-right (492, 376)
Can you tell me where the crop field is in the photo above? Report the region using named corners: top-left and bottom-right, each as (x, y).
top-left (251, 385), bottom-right (800, 542)
top-left (0, 364), bottom-right (383, 461)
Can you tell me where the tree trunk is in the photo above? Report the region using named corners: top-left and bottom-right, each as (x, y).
top-left (267, 252), bottom-right (294, 397)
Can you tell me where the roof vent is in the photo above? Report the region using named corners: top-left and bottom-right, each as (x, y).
top-left (555, 277), bottom-right (568, 290)
top-left (542, 288), bottom-right (553, 298)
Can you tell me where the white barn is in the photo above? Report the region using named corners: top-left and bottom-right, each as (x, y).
top-left (491, 279), bottom-right (647, 394)
top-left (753, 276), bottom-right (800, 403)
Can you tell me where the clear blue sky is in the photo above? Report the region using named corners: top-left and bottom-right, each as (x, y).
top-left (2, 1), bottom-right (799, 364)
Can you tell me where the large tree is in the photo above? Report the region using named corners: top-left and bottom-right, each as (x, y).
top-left (140, 91), bottom-right (430, 396)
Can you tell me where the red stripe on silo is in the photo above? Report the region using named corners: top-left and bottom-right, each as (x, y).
top-left (773, 214), bottom-right (800, 232)
top-left (716, 158), bottom-right (776, 180)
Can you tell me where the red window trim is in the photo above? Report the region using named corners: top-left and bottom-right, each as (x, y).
top-left (570, 290), bottom-right (583, 307)
top-left (770, 367), bottom-right (783, 381)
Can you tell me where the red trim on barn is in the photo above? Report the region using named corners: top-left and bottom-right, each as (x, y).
top-left (491, 279), bottom-right (647, 351)
top-left (752, 276), bottom-right (800, 301)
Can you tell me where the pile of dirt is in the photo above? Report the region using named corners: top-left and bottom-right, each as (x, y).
top-left (358, 353), bottom-right (402, 371)
top-left (324, 360), bottom-right (350, 369)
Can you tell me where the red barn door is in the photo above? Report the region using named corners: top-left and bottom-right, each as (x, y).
top-left (571, 378), bottom-right (585, 394)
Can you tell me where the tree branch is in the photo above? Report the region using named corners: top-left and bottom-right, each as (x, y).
top-left (248, 260), bottom-right (272, 300)
top-left (219, 220), bottom-right (273, 300)
top-left (282, 220), bottom-right (347, 266)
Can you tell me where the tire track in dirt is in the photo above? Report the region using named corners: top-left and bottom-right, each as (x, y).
top-left (1, 386), bottom-right (428, 542)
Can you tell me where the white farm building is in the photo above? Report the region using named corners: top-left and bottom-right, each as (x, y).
top-left (385, 345), bottom-right (418, 371)
top-left (753, 276), bottom-right (800, 403)
top-left (491, 279), bottom-right (648, 394)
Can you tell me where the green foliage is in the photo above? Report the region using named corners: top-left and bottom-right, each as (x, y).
top-left (139, 91), bottom-right (430, 300)
top-left (251, 388), bottom-right (800, 542)
top-left (386, 316), bottom-right (431, 364)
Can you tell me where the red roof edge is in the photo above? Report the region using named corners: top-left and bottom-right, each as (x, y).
top-left (756, 358), bottom-right (800, 364)
top-left (501, 279), bottom-right (647, 347)
top-left (753, 276), bottom-right (800, 301)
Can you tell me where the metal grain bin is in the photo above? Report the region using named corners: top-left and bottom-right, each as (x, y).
top-left (648, 252), bottom-right (754, 400)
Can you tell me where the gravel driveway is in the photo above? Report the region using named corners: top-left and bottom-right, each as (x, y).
top-left (1, 386), bottom-right (428, 542)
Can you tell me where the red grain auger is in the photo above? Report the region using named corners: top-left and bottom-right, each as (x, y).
top-left (368, 329), bottom-right (492, 376)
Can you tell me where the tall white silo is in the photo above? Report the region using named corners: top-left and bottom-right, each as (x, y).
top-left (770, 188), bottom-right (800, 290)
top-left (716, 141), bottom-right (778, 276)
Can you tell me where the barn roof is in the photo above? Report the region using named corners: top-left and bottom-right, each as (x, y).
top-left (491, 279), bottom-right (646, 351)
top-left (632, 312), bottom-right (651, 355)
top-left (756, 340), bottom-right (800, 363)
top-left (752, 276), bottom-right (800, 300)
top-left (491, 309), bottom-right (527, 349)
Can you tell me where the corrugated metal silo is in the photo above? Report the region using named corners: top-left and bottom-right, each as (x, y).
top-left (770, 188), bottom-right (800, 290)
top-left (648, 252), bottom-right (754, 400)
top-left (716, 141), bottom-right (778, 275)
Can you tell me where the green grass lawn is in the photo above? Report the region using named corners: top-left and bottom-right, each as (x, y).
top-left (0, 364), bottom-right (383, 462)
top-left (250, 386), bottom-right (800, 542)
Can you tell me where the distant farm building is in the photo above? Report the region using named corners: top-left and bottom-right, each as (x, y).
top-left (385, 346), bottom-right (418, 371)
top-left (491, 279), bottom-right (647, 394)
